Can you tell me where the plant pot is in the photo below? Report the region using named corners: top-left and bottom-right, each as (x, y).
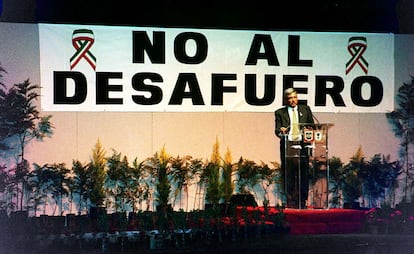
top-left (343, 202), bottom-right (360, 209)
top-left (149, 232), bottom-right (164, 250)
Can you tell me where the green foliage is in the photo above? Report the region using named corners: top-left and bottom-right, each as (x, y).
top-left (335, 146), bottom-right (402, 208)
top-left (236, 157), bottom-right (261, 194)
top-left (50, 163), bottom-right (70, 214)
top-left (204, 162), bottom-right (221, 205)
top-left (359, 154), bottom-right (402, 207)
top-left (27, 163), bottom-right (52, 215)
top-left (220, 155), bottom-right (234, 204)
top-left (130, 158), bottom-right (150, 212)
top-left (88, 140), bottom-right (107, 208)
top-left (170, 155), bottom-right (197, 211)
top-left (236, 158), bottom-right (279, 207)
top-left (339, 146), bottom-right (365, 203)
top-left (220, 148), bottom-right (235, 207)
top-left (155, 147), bottom-right (172, 207)
top-left (258, 161), bottom-right (280, 206)
top-left (387, 76), bottom-right (414, 145)
top-left (71, 160), bottom-right (91, 214)
top-left (204, 137), bottom-right (222, 206)
top-left (139, 145), bottom-right (174, 228)
top-left (106, 150), bottom-right (133, 212)
top-left (0, 76), bottom-right (54, 211)
top-left (386, 76), bottom-right (414, 203)
top-left (0, 80), bottom-right (53, 155)
top-left (0, 164), bottom-right (9, 194)
top-left (26, 163), bottom-right (70, 216)
top-left (328, 156), bottom-right (344, 207)
top-left (0, 63), bottom-right (6, 87)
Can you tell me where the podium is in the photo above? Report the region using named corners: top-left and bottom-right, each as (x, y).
top-left (281, 123), bottom-right (332, 209)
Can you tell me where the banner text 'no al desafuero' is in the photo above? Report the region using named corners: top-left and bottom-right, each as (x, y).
top-left (39, 24), bottom-right (394, 112)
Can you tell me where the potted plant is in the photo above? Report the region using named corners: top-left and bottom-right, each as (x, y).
top-left (204, 137), bottom-right (222, 212)
top-left (339, 146), bottom-right (364, 209)
top-left (386, 77), bottom-right (414, 209)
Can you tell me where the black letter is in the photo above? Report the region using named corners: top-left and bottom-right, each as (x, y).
top-left (245, 34), bottom-right (279, 66)
top-left (245, 74), bottom-right (276, 105)
top-left (351, 76), bottom-right (383, 106)
top-left (96, 72), bottom-right (123, 104)
top-left (169, 73), bottom-right (205, 105)
top-left (54, 71), bottom-right (87, 104)
top-left (132, 72), bottom-right (163, 105)
top-left (288, 35), bottom-right (312, 67)
top-left (174, 32), bottom-right (208, 64)
top-left (315, 76), bottom-right (346, 106)
top-left (211, 74), bottom-right (237, 105)
top-left (132, 31), bottom-right (165, 64)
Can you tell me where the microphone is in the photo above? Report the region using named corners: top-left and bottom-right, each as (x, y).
top-left (312, 113), bottom-right (320, 125)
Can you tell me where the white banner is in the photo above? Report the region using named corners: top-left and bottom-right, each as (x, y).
top-left (39, 23), bottom-right (394, 112)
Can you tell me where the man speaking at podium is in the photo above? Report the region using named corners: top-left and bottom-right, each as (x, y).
top-left (275, 88), bottom-right (314, 209)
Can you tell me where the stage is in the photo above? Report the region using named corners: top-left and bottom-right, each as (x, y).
top-left (284, 208), bottom-right (366, 235)
top-left (235, 206), bottom-right (367, 235)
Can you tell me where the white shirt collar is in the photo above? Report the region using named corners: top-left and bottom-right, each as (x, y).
top-left (288, 106), bottom-right (298, 111)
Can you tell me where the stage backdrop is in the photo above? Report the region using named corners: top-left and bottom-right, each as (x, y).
top-left (1, 22), bottom-right (411, 207)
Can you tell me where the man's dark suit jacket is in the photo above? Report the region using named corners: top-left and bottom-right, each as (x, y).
top-left (274, 104), bottom-right (314, 138)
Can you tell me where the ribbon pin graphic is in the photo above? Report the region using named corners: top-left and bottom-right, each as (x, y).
top-left (70, 29), bottom-right (96, 70)
top-left (345, 37), bottom-right (368, 75)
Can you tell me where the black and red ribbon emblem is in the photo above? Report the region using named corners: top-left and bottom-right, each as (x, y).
top-left (345, 37), bottom-right (368, 75)
top-left (70, 29), bottom-right (96, 70)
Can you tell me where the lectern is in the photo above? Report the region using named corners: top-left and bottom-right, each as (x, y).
top-left (281, 123), bottom-right (332, 209)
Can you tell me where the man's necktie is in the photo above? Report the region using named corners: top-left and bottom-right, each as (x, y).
top-left (291, 108), bottom-right (300, 140)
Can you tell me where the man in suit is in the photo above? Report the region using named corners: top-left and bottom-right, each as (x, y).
top-left (275, 88), bottom-right (314, 209)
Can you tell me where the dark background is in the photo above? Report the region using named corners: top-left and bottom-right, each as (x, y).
top-left (1, 0), bottom-right (413, 33)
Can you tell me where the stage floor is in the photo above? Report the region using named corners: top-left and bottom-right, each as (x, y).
top-left (235, 206), bottom-right (367, 235)
top-left (284, 208), bottom-right (367, 234)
